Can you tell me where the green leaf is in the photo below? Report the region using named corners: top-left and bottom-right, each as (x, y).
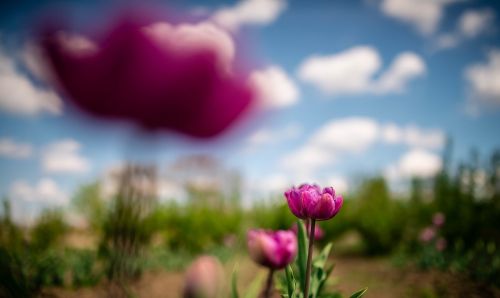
top-left (349, 288), bottom-right (368, 298)
top-left (310, 243), bottom-right (333, 297)
top-left (231, 270), bottom-right (239, 298)
top-left (313, 243), bottom-right (332, 269)
top-left (296, 220), bottom-right (308, 292)
top-left (243, 272), bottom-right (266, 298)
top-left (318, 293), bottom-right (342, 298)
top-left (285, 265), bottom-right (296, 298)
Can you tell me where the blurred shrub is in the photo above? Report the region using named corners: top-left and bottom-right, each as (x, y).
top-left (72, 182), bottom-right (106, 230)
top-left (158, 202), bottom-right (243, 253)
top-left (66, 249), bottom-right (101, 287)
top-left (31, 209), bottom-right (68, 252)
top-left (248, 199), bottom-right (295, 230)
top-left (98, 164), bottom-right (157, 285)
top-left (351, 177), bottom-right (408, 255)
top-left (398, 147), bottom-right (500, 287)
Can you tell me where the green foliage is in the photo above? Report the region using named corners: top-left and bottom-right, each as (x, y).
top-left (279, 220), bottom-right (366, 298)
top-left (351, 178), bottom-right (408, 255)
top-left (248, 200), bottom-right (296, 230)
top-left (72, 182), bottom-right (106, 230)
top-left (31, 209), bottom-right (68, 252)
top-left (231, 269), bottom-right (239, 298)
top-left (296, 220), bottom-right (308, 292)
top-left (406, 148), bottom-right (500, 286)
top-left (157, 202), bottom-right (243, 253)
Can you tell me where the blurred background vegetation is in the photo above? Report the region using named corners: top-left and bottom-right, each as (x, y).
top-left (1, 145), bottom-right (499, 297)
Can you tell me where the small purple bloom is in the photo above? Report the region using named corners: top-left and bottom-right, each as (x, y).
top-left (432, 212), bottom-right (445, 227)
top-left (435, 237), bottom-right (447, 252)
top-left (183, 255), bottom-right (223, 298)
top-left (419, 227), bottom-right (436, 243)
top-left (247, 229), bottom-right (297, 270)
top-left (284, 184), bottom-right (343, 221)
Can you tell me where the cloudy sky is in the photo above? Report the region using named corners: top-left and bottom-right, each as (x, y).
top-left (0, 0), bottom-right (499, 220)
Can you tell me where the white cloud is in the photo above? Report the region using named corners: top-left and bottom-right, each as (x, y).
top-left (459, 9), bottom-right (495, 38)
top-left (246, 123), bottom-right (302, 149)
top-left (376, 52), bottom-right (426, 93)
top-left (379, 0), bottom-right (459, 35)
top-left (434, 33), bottom-right (460, 50)
top-left (56, 32), bottom-right (98, 57)
top-left (143, 22), bottom-right (235, 71)
top-left (10, 178), bottom-right (69, 206)
top-left (281, 145), bottom-right (333, 174)
top-left (212, 0), bottom-right (287, 31)
top-left (297, 46), bottom-right (425, 96)
top-left (281, 117), bottom-right (379, 173)
top-left (0, 138), bottom-right (33, 159)
top-left (282, 117), bottom-right (444, 174)
top-left (21, 42), bottom-right (56, 85)
top-left (465, 49), bottom-right (500, 105)
top-left (435, 9), bottom-right (495, 51)
top-left (249, 66), bottom-right (299, 108)
top-left (298, 46), bottom-right (381, 95)
top-left (381, 124), bottom-right (445, 149)
top-left (385, 149), bottom-right (442, 180)
top-left (42, 139), bottom-right (90, 173)
top-left (311, 117), bottom-right (380, 152)
top-left (0, 48), bottom-right (62, 116)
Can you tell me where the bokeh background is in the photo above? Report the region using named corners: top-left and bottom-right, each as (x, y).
top-left (0, 0), bottom-right (499, 297)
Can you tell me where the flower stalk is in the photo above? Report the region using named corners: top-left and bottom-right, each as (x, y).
top-left (304, 219), bottom-right (316, 298)
top-left (261, 269), bottom-right (275, 298)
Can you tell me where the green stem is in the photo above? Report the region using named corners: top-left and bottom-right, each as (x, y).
top-left (304, 219), bottom-right (316, 298)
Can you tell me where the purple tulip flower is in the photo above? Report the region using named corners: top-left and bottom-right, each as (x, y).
top-left (435, 237), bottom-right (447, 252)
top-left (247, 229), bottom-right (297, 270)
top-left (432, 212), bottom-right (445, 227)
top-left (284, 184), bottom-right (343, 221)
top-left (183, 255), bottom-right (223, 298)
top-left (419, 226), bottom-right (436, 243)
top-left (39, 15), bottom-right (255, 138)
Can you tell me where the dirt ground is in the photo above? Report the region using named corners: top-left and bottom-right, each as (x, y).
top-left (46, 254), bottom-right (500, 298)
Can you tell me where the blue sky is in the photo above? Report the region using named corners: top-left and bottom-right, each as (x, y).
top-left (0, 0), bottom-right (499, 221)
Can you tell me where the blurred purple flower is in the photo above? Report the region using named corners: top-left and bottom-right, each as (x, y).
top-left (247, 229), bottom-right (297, 270)
top-left (419, 227), bottom-right (436, 243)
top-left (40, 16), bottom-right (255, 138)
top-left (183, 255), bottom-right (223, 298)
top-left (432, 212), bottom-right (445, 227)
top-left (284, 184), bottom-right (343, 221)
top-left (435, 237), bottom-right (447, 252)
top-left (290, 222), bottom-right (324, 240)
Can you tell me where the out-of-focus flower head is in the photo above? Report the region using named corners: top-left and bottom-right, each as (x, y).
top-left (435, 237), bottom-right (447, 252)
top-left (247, 229), bottom-right (297, 269)
top-left (432, 212), bottom-right (445, 227)
top-left (39, 13), bottom-right (255, 138)
top-left (284, 184), bottom-right (343, 221)
top-left (419, 226), bottom-right (436, 243)
top-left (290, 222), bottom-right (324, 240)
top-left (183, 255), bottom-right (224, 298)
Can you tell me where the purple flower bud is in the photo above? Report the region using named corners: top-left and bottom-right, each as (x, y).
top-left (183, 256), bottom-right (223, 298)
top-left (435, 237), bottom-right (447, 252)
top-left (290, 222), bottom-right (324, 240)
top-left (284, 184), bottom-right (343, 221)
top-left (432, 212), bottom-right (445, 227)
top-left (247, 229), bottom-right (297, 269)
top-left (419, 227), bottom-right (436, 243)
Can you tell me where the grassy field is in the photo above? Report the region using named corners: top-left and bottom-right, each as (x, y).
top-left (47, 254), bottom-right (499, 298)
